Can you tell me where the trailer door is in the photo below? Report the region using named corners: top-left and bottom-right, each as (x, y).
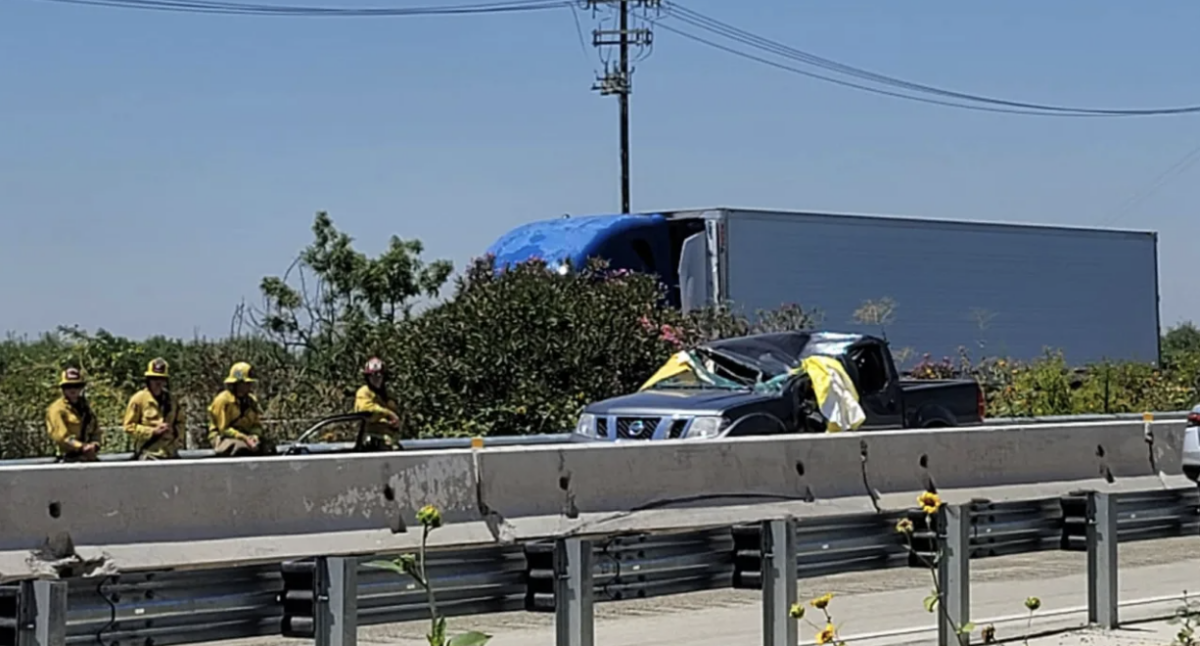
top-left (678, 232), bottom-right (711, 313)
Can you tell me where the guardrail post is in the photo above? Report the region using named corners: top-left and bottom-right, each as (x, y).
top-left (17, 580), bottom-right (67, 646)
top-left (314, 556), bottom-right (358, 646)
top-left (1086, 491), bottom-right (1119, 629)
top-left (938, 504), bottom-right (970, 646)
top-left (554, 537), bottom-right (594, 646)
top-left (761, 518), bottom-right (797, 646)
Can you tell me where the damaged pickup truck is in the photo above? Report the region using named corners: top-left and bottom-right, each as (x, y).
top-left (573, 331), bottom-right (986, 441)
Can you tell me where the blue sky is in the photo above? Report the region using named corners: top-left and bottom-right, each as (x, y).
top-left (2, 0), bottom-right (1199, 339)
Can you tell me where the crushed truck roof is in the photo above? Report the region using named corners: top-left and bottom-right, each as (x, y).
top-left (700, 331), bottom-right (876, 379)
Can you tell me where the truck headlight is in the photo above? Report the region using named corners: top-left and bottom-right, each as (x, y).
top-left (574, 413), bottom-right (598, 438)
top-left (685, 416), bottom-right (727, 439)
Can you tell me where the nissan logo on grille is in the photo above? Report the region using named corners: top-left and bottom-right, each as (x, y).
top-left (617, 417), bottom-right (659, 438)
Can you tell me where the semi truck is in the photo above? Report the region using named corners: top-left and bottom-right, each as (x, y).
top-left (485, 207), bottom-right (1161, 364)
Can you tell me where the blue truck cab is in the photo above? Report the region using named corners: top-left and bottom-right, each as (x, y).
top-left (485, 212), bottom-right (713, 309)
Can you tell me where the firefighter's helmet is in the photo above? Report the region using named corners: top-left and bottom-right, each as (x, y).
top-left (145, 358), bottom-right (170, 379)
top-left (224, 361), bottom-right (257, 384)
top-left (58, 367), bottom-right (86, 387)
top-left (363, 357), bottom-right (386, 376)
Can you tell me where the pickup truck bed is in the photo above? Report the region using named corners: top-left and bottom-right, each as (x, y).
top-left (898, 379), bottom-right (985, 428)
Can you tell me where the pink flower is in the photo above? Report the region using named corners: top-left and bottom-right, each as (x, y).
top-left (660, 324), bottom-right (682, 348)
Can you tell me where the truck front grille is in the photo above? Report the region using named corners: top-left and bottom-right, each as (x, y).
top-left (616, 417), bottom-right (660, 439)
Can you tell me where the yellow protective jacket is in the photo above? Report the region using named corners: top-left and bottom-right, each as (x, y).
top-left (123, 388), bottom-right (185, 459)
top-left (207, 389), bottom-right (264, 447)
top-left (45, 397), bottom-right (101, 456)
top-left (354, 385), bottom-right (401, 442)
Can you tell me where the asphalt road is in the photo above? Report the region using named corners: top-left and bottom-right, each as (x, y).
top-left (217, 535), bottom-right (1200, 646)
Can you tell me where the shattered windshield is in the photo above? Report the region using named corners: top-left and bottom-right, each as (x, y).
top-left (644, 332), bottom-right (868, 394)
top-left (647, 372), bottom-right (743, 391)
top-left (645, 350), bottom-right (753, 391)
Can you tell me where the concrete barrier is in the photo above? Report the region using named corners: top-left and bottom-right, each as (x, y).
top-left (0, 420), bottom-right (1187, 581)
top-left (476, 419), bottom-right (1188, 537)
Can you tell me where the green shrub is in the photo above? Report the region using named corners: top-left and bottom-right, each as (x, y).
top-left (906, 347), bottom-right (1197, 417)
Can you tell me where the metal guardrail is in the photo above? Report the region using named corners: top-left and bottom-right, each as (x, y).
top-left (961, 497), bottom-right (1064, 557)
top-left (281, 546), bottom-right (527, 638)
top-left (1060, 486), bottom-right (1200, 550)
top-left (730, 498), bottom-right (1065, 589)
top-left (727, 489), bottom-right (1200, 592)
top-left (526, 529), bottom-right (735, 610)
top-left (0, 587), bottom-right (17, 646)
top-left (281, 531), bottom-right (735, 638)
top-left (67, 566), bottom-right (283, 646)
top-left (2, 409), bottom-right (1191, 466)
top-left (3, 487), bottom-right (1195, 646)
top-left (732, 510), bottom-right (908, 589)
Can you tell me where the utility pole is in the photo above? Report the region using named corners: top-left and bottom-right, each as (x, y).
top-left (587, 1), bottom-right (658, 214)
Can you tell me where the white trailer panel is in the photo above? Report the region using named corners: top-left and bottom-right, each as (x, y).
top-left (720, 209), bottom-right (1159, 364)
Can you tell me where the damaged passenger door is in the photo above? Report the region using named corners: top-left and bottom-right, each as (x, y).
top-left (844, 339), bottom-right (903, 429)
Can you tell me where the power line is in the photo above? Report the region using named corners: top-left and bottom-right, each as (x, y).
top-left (566, 2), bottom-right (595, 66)
top-left (1100, 142), bottom-right (1200, 226)
top-left (28, 0), bottom-right (572, 17)
top-left (39, 0), bottom-right (1200, 119)
top-left (649, 20), bottom-right (1111, 118)
top-left (654, 1), bottom-right (1200, 118)
top-left (661, 4), bottom-right (1163, 116)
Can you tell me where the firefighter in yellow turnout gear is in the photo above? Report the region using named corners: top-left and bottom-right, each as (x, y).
top-left (208, 362), bottom-right (271, 457)
top-left (45, 367), bottom-right (102, 462)
top-left (354, 357), bottom-right (402, 451)
top-left (123, 358), bottom-right (185, 460)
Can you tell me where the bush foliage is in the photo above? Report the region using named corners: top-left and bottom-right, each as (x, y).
top-left (1, 213), bottom-right (1196, 459)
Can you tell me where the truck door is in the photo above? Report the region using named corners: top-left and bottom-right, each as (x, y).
top-left (678, 232), bottom-right (712, 313)
top-left (846, 341), bottom-right (904, 429)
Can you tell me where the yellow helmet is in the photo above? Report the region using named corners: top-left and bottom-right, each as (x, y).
top-left (58, 367), bottom-right (86, 387)
top-left (224, 361), bottom-right (257, 384)
top-left (145, 357), bottom-right (170, 379)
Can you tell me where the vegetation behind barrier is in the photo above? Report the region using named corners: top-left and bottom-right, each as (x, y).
top-left (2, 213), bottom-right (1197, 459)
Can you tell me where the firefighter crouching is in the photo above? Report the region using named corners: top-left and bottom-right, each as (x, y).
top-left (354, 357), bottom-right (402, 451)
top-left (46, 367), bottom-right (102, 462)
top-left (208, 361), bottom-right (272, 457)
top-left (123, 358), bottom-right (184, 460)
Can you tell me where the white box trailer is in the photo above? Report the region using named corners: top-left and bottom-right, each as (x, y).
top-left (486, 207), bottom-right (1161, 364)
